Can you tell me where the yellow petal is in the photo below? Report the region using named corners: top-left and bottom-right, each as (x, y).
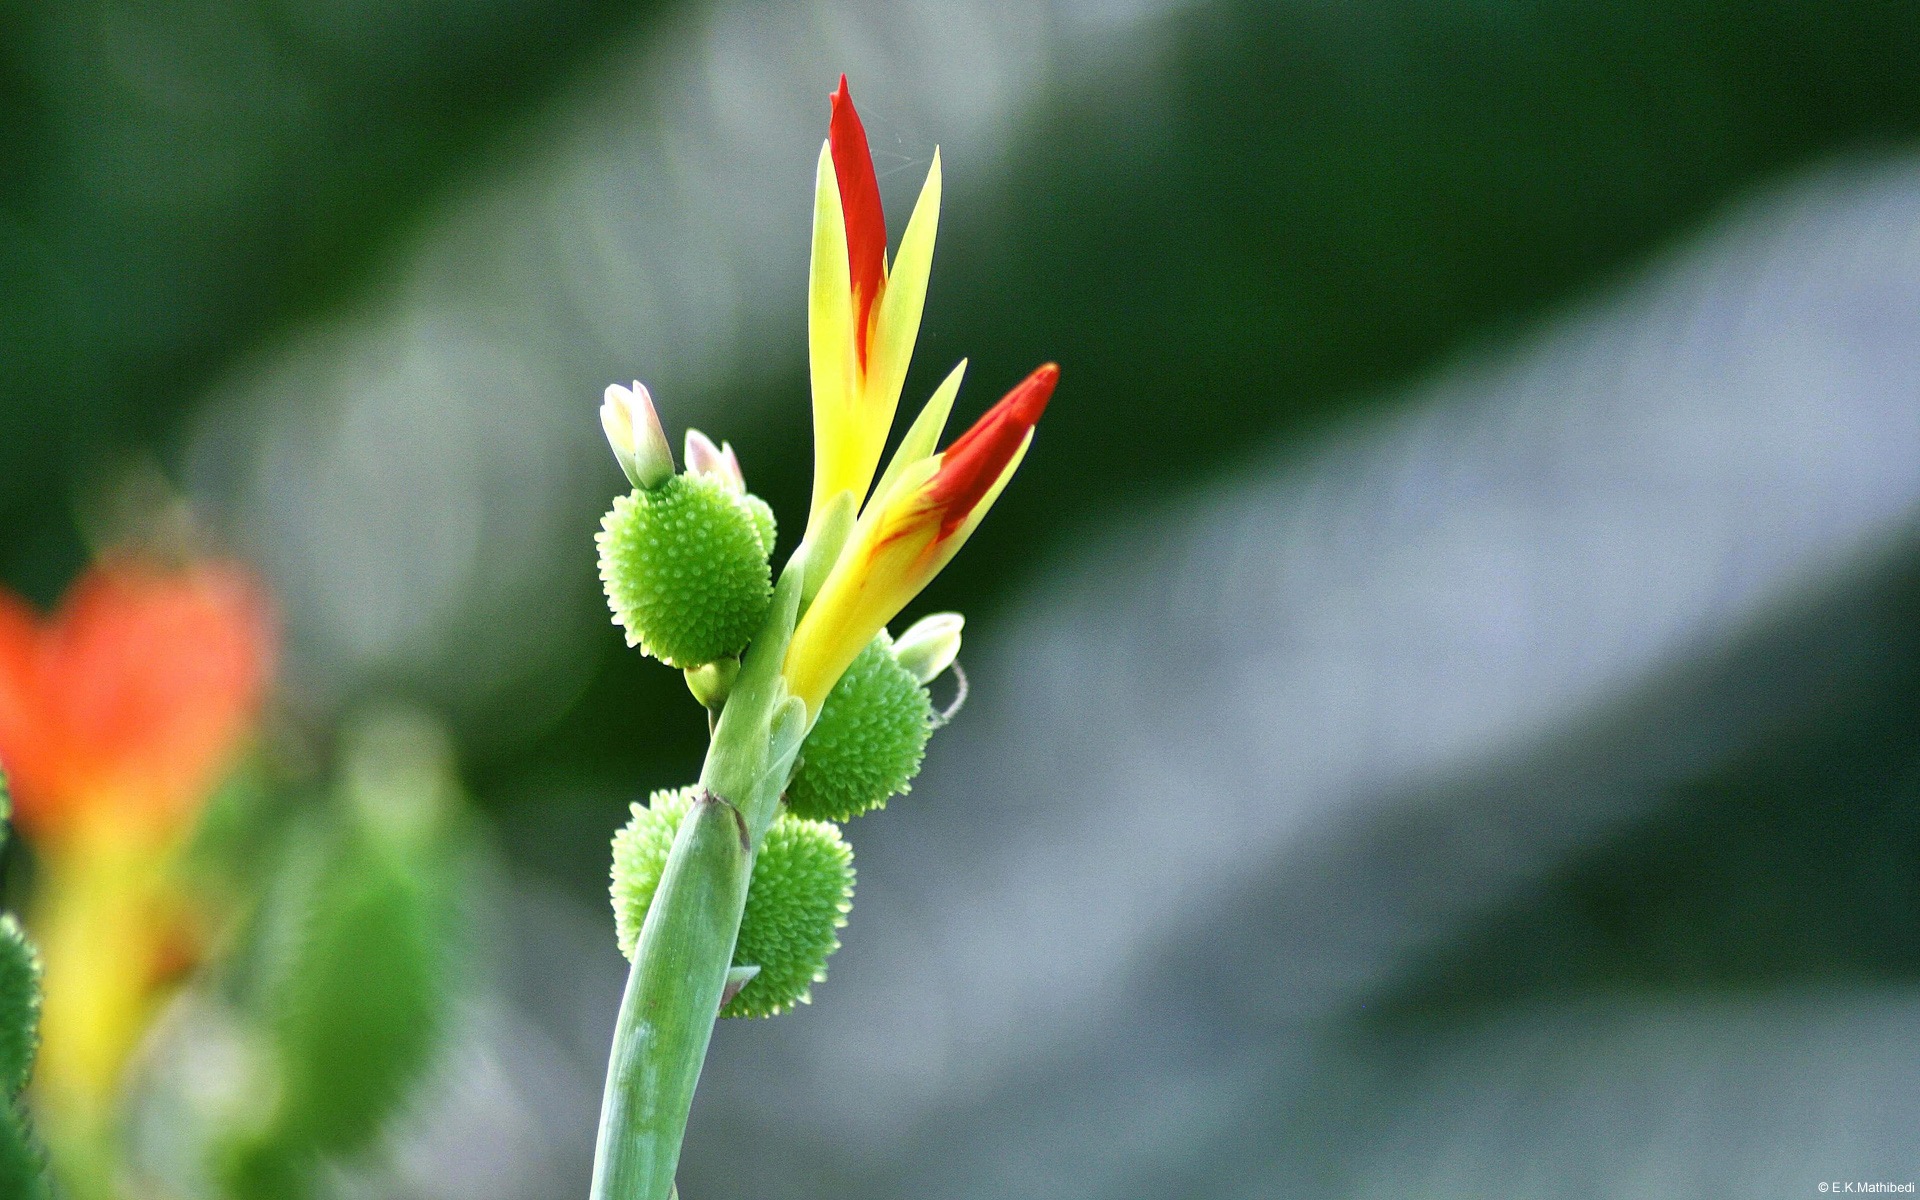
top-left (34, 813), bottom-right (192, 1140)
top-left (785, 458), bottom-right (941, 715)
top-left (799, 488), bottom-right (857, 607)
top-left (807, 138), bottom-right (861, 531)
top-left (863, 149), bottom-right (942, 444)
top-left (866, 358), bottom-right (965, 515)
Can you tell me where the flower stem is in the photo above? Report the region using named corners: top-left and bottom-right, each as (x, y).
top-left (588, 564), bottom-right (806, 1200)
top-left (587, 791), bottom-right (750, 1200)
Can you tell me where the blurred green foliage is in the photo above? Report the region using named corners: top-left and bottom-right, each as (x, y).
top-left (0, 0), bottom-right (668, 598)
top-left (221, 815), bottom-right (460, 1198)
top-left (1391, 557), bottom-right (1920, 1015)
top-left (211, 713), bottom-right (468, 1199)
top-left (2, 1), bottom-right (1920, 1192)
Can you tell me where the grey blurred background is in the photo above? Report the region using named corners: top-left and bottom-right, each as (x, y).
top-left (8, 0), bottom-right (1920, 1195)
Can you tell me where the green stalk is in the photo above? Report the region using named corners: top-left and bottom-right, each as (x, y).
top-left (587, 794), bottom-right (748, 1200)
top-left (588, 564), bottom-right (807, 1200)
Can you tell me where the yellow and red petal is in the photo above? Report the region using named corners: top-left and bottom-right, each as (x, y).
top-left (927, 363), bottom-right (1057, 538)
top-left (785, 365), bottom-right (1056, 716)
top-left (808, 136), bottom-right (862, 526)
top-left (829, 75), bottom-right (888, 370)
top-left (809, 81), bottom-right (946, 539)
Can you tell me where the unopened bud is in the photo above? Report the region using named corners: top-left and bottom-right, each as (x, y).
top-left (892, 612), bottom-right (964, 683)
top-left (685, 657), bottom-right (740, 708)
top-left (602, 382), bottom-right (675, 489)
top-left (721, 965), bottom-right (760, 1008)
top-left (684, 429), bottom-right (746, 494)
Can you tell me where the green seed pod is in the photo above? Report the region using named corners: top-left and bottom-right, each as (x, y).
top-left (741, 492), bottom-right (777, 558)
top-left (610, 788), bottom-right (688, 961)
top-left (786, 636), bottom-right (933, 822)
top-left (0, 917), bottom-right (39, 1101)
top-left (612, 787), bottom-right (854, 1018)
top-left (597, 475), bottom-right (773, 667)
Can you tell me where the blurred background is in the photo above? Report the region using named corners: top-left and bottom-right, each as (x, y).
top-left (5, 0), bottom-right (1920, 1195)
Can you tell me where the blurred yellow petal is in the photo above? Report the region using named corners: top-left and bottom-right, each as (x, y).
top-left (34, 811), bottom-right (201, 1148)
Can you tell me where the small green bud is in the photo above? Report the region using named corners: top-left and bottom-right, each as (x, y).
top-left (891, 612), bottom-right (964, 683)
top-left (684, 656), bottom-right (739, 708)
top-left (612, 787), bottom-right (854, 1018)
top-left (786, 635), bottom-right (933, 822)
top-left (730, 807), bottom-right (854, 1018)
top-left (597, 474), bottom-right (773, 668)
top-left (610, 789), bottom-right (684, 961)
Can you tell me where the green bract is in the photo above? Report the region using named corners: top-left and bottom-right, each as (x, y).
top-left (787, 636), bottom-right (933, 822)
top-left (597, 475), bottom-right (774, 668)
top-left (613, 786), bottom-right (854, 1018)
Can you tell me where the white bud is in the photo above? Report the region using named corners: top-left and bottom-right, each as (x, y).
top-left (684, 428), bottom-right (746, 493)
top-left (602, 382), bottom-right (675, 489)
top-left (892, 611), bottom-right (964, 683)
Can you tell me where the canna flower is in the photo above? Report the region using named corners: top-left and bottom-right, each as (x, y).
top-left (0, 557), bottom-right (274, 846)
top-left (583, 77), bottom-right (1060, 1193)
top-left (0, 555), bottom-right (274, 1151)
top-left (784, 363), bottom-right (1057, 716)
top-left (805, 76), bottom-right (943, 537)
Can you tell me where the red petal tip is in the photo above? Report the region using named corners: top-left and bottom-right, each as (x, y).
top-left (1011, 363), bottom-right (1059, 421)
top-left (926, 364), bottom-right (1058, 537)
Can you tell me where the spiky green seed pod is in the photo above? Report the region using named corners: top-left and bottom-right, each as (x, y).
top-left (741, 492), bottom-right (777, 558)
top-left (597, 475), bottom-right (773, 667)
top-left (0, 918), bottom-right (39, 1100)
top-left (610, 790), bottom-right (684, 961)
top-left (786, 636), bottom-right (933, 822)
top-left (0, 770), bottom-right (49, 1200)
top-left (613, 786), bottom-right (853, 1018)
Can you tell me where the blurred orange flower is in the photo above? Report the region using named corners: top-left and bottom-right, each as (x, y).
top-left (0, 555), bottom-right (275, 1162)
top-left (0, 557), bottom-right (275, 846)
